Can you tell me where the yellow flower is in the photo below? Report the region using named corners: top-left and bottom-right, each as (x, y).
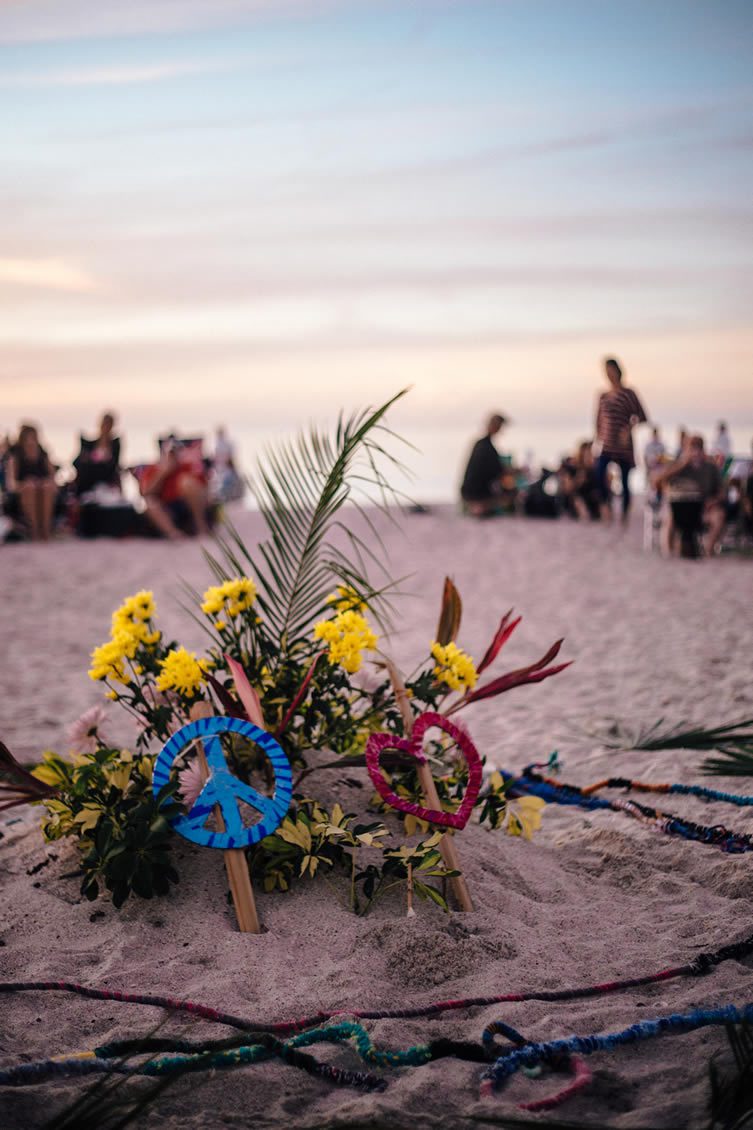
top-left (105, 689), bottom-right (118, 700)
top-left (215, 620), bottom-right (227, 631)
top-left (430, 641), bottom-right (478, 692)
top-left (201, 577), bottom-right (257, 618)
top-left (116, 590), bottom-right (156, 623)
top-left (88, 637), bottom-right (133, 685)
top-left (314, 609), bottom-right (378, 674)
top-left (156, 647), bottom-right (207, 696)
top-left (326, 584), bottom-right (367, 613)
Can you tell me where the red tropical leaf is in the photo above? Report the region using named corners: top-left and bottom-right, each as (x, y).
top-left (0, 741), bottom-right (59, 811)
top-left (276, 651), bottom-right (326, 738)
top-left (435, 577), bottom-right (462, 646)
top-left (445, 639), bottom-right (571, 715)
top-left (224, 654), bottom-right (265, 727)
top-left (205, 673), bottom-right (246, 720)
top-left (476, 610), bottom-right (521, 675)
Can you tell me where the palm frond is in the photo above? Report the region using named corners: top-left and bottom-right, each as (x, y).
top-left (204, 391), bottom-right (410, 653)
top-left (708, 1022), bottom-right (753, 1130)
top-left (581, 717), bottom-right (753, 760)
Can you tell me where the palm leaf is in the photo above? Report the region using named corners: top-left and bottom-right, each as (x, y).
top-left (204, 391), bottom-right (409, 654)
top-left (582, 717), bottom-right (753, 760)
top-left (708, 1021), bottom-right (753, 1129)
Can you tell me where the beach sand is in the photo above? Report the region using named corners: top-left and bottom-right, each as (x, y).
top-left (2, 507), bottom-right (753, 1129)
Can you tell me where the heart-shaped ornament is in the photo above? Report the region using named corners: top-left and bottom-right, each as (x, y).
top-left (365, 711), bottom-right (482, 830)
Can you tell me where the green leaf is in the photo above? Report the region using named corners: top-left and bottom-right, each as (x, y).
top-left (413, 881), bottom-right (449, 910)
top-left (203, 392), bottom-right (409, 655)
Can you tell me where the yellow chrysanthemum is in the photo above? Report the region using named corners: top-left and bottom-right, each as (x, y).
top-left (156, 647), bottom-right (209, 696)
top-left (113, 590), bottom-right (156, 625)
top-left (314, 609), bottom-right (378, 674)
top-left (326, 584), bottom-right (367, 613)
top-left (430, 641), bottom-right (478, 693)
top-left (88, 636), bottom-right (134, 685)
top-left (201, 576), bottom-right (257, 619)
top-left (111, 614), bottom-right (161, 648)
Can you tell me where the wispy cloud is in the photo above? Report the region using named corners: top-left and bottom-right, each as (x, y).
top-left (0, 59), bottom-right (231, 88)
top-left (0, 0), bottom-right (367, 44)
top-left (0, 257), bottom-right (96, 292)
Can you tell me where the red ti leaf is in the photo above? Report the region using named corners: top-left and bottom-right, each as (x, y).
top-left (445, 639), bottom-right (571, 716)
top-left (224, 654), bottom-right (265, 727)
top-left (476, 610), bottom-right (521, 675)
top-left (275, 651), bottom-right (326, 738)
top-left (205, 673), bottom-right (246, 720)
top-left (0, 741), bottom-right (59, 811)
top-left (435, 577), bottom-right (462, 646)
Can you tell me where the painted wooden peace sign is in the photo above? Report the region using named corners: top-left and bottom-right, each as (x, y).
top-left (153, 715), bottom-right (292, 849)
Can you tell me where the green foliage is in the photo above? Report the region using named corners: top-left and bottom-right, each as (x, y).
top-left (250, 799), bottom-right (456, 915)
top-left (34, 748), bottom-right (180, 908)
top-left (205, 390), bottom-right (408, 656)
top-left (31, 396), bottom-right (560, 917)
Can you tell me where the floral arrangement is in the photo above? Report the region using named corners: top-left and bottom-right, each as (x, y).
top-left (1, 394), bottom-right (571, 913)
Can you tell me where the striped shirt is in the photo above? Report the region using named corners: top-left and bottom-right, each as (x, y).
top-left (596, 387), bottom-right (647, 466)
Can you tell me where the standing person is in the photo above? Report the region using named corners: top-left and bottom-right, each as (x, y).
top-left (460, 413), bottom-right (507, 516)
top-left (594, 357), bottom-right (648, 524)
top-left (710, 421), bottom-right (732, 465)
top-left (5, 423), bottom-right (58, 541)
top-left (73, 411), bottom-right (121, 496)
top-left (212, 425), bottom-right (243, 502)
top-left (643, 426), bottom-right (666, 477)
top-left (675, 427), bottom-right (688, 458)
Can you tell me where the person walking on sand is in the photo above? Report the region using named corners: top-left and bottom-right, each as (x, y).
top-left (594, 357), bottom-right (648, 525)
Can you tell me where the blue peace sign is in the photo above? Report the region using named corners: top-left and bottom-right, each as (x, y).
top-left (153, 716), bottom-right (292, 850)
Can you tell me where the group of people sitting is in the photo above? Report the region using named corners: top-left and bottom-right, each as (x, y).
top-left (0, 414), bottom-right (243, 543)
top-left (459, 358), bottom-right (752, 560)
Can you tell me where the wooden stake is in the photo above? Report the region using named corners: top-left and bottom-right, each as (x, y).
top-left (189, 702), bottom-right (261, 934)
top-left (384, 659), bottom-right (474, 913)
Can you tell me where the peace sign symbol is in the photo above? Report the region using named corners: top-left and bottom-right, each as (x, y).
top-left (152, 716), bottom-right (293, 850)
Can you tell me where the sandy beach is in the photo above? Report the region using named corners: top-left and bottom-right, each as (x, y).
top-left (2, 507), bottom-right (753, 1129)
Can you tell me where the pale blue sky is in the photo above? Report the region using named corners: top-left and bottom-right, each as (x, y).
top-left (1, 0), bottom-right (752, 494)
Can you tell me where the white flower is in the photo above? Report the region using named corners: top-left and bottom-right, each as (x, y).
top-left (178, 761), bottom-right (206, 807)
top-left (67, 705), bottom-right (110, 755)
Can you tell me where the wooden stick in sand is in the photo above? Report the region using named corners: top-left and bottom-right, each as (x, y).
top-left (385, 659), bottom-right (474, 913)
top-left (189, 701), bottom-right (261, 934)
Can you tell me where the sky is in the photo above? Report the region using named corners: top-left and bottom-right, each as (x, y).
top-left (2, 0), bottom-right (752, 498)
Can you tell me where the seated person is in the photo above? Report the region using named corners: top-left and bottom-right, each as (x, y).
top-left (73, 411), bottom-right (121, 496)
top-left (656, 435), bottom-right (724, 558)
top-left (139, 436), bottom-right (211, 539)
top-left (460, 413), bottom-right (508, 516)
top-left (558, 441), bottom-right (600, 520)
top-left (4, 424), bottom-right (58, 541)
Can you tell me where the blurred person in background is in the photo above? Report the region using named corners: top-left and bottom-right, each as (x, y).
top-left (594, 357), bottom-right (648, 525)
top-left (140, 436), bottom-right (210, 539)
top-left (656, 434), bottom-right (725, 558)
top-left (710, 421), bottom-right (732, 465)
top-left (73, 411), bottom-right (122, 496)
top-left (643, 426), bottom-right (666, 477)
top-left (558, 441), bottom-right (600, 520)
top-left (4, 423), bottom-right (58, 541)
top-left (460, 412), bottom-right (509, 516)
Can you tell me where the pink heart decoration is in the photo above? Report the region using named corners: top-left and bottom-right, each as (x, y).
top-left (365, 711), bottom-right (482, 830)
